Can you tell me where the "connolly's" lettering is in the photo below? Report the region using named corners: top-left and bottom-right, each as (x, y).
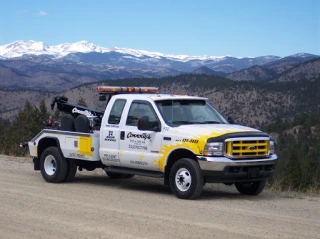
top-left (127, 132), bottom-right (151, 140)
top-left (72, 108), bottom-right (94, 117)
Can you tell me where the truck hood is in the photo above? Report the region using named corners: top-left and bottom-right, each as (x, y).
top-left (170, 123), bottom-right (260, 139)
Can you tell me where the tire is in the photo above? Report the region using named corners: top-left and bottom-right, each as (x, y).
top-left (40, 147), bottom-right (68, 183)
top-left (106, 172), bottom-right (135, 179)
top-left (60, 114), bottom-right (75, 131)
top-left (169, 158), bottom-right (204, 199)
top-left (63, 158), bottom-right (78, 182)
top-left (75, 115), bottom-right (90, 133)
top-left (235, 180), bottom-right (267, 195)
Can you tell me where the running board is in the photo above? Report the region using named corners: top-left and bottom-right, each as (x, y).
top-left (103, 166), bottom-right (164, 178)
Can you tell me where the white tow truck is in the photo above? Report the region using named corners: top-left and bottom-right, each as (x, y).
top-left (26, 86), bottom-right (278, 199)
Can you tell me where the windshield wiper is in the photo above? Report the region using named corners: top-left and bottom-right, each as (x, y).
top-left (194, 121), bottom-right (223, 124)
top-left (171, 121), bottom-right (196, 125)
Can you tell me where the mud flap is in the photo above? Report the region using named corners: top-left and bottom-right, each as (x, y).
top-left (33, 157), bottom-right (40, 171)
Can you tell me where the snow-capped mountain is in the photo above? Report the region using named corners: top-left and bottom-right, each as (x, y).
top-left (0, 40), bottom-right (50, 58)
top-left (0, 40), bottom-right (229, 62)
top-left (0, 40), bottom-right (106, 58)
top-left (0, 40), bottom-right (318, 92)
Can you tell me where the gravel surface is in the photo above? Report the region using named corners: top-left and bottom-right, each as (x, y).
top-left (1, 155), bottom-right (319, 239)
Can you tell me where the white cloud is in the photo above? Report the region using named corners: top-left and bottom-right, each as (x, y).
top-left (39, 11), bottom-right (48, 16)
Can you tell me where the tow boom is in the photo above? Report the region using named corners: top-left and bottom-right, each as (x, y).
top-left (50, 96), bottom-right (104, 118)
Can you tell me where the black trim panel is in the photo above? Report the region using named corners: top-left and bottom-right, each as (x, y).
top-left (207, 131), bottom-right (270, 143)
top-left (104, 166), bottom-right (164, 178)
top-left (202, 164), bottom-right (275, 183)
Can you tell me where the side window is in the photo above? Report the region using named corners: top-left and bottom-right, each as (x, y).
top-left (108, 99), bottom-right (126, 124)
top-left (126, 102), bottom-right (158, 126)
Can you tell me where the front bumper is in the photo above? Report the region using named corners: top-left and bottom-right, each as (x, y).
top-left (197, 154), bottom-right (278, 183)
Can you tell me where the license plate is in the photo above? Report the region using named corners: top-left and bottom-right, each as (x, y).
top-left (248, 167), bottom-right (260, 178)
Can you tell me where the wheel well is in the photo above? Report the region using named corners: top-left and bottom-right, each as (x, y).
top-left (164, 148), bottom-right (197, 185)
top-left (38, 137), bottom-right (60, 159)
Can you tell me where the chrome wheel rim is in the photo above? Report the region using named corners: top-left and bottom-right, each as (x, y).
top-left (175, 168), bottom-right (192, 192)
top-left (44, 155), bottom-right (57, 176)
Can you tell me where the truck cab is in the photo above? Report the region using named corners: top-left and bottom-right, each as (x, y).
top-left (27, 86), bottom-right (278, 199)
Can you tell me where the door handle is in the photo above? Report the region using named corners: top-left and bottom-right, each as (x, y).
top-left (120, 131), bottom-right (125, 140)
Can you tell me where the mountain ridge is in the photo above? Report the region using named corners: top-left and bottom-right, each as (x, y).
top-left (226, 58), bottom-right (320, 82)
top-left (226, 65), bottom-right (276, 81)
top-left (0, 40), bottom-right (319, 92)
top-left (0, 40), bottom-right (231, 61)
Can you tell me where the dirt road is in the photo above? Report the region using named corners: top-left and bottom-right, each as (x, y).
top-left (0, 156), bottom-right (319, 239)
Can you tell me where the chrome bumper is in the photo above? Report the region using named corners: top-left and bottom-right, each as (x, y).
top-left (197, 154), bottom-right (278, 172)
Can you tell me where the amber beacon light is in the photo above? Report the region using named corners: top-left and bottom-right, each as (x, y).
top-left (97, 86), bottom-right (158, 94)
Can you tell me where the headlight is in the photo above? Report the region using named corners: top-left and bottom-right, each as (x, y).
top-left (204, 142), bottom-right (224, 156)
top-left (269, 140), bottom-right (275, 155)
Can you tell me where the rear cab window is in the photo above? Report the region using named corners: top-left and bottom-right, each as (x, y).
top-left (108, 99), bottom-right (126, 125)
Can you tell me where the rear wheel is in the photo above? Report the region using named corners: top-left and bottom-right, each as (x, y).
top-left (63, 158), bottom-right (78, 182)
top-left (169, 158), bottom-right (203, 199)
top-left (106, 172), bottom-right (135, 179)
top-left (40, 147), bottom-right (67, 183)
top-left (235, 180), bottom-right (267, 195)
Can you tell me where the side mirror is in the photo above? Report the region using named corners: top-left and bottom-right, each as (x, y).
top-left (227, 116), bottom-right (235, 124)
top-left (138, 116), bottom-right (150, 131)
top-left (138, 116), bottom-right (160, 131)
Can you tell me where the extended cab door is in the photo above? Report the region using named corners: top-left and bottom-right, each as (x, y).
top-left (100, 98), bottom-right (127, 166)
top-left (119, 100), bottom-right (163, 171)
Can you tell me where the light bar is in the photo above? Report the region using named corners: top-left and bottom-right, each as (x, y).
top-left (97, 86), bottom-right (158, 94)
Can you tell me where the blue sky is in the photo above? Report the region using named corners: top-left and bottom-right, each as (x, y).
top-left (0, 0), bottom-right (319, 57)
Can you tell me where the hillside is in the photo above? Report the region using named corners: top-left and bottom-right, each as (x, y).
top-left (226, 65), bottom-right (276, 81)
top-left (272, 58), bottom-right (320, 82)
top-left (193, 66), bottom-right (227, 77)
top-left (264, 53), bottom-right (319, 74)
top-left (2, 74), bottom-right (319, 130)
top-left (0, 57), bottom-right (182, 92)
top-left (226, 57), bottom-right (320, 82)
top-left (0, 89), bottom-right (55, 119)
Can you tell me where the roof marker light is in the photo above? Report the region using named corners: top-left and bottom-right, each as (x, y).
top-left (97, 86), bottom-right (158, 94)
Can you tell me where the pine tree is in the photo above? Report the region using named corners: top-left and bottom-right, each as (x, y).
top-left (53, 109), bottom-right (63, 129)
top-left (38, 99), bottom-right (49, 128)
top-left (282, 148), bottom-right (302, 190)
top-left (77, 97), bottom-right (87, 106)
top-left (3, 101), bottom-right (42, 156)
top-left (0, 117), bottom-right (10, 153)
top-left (300, 153), bottom-right (317, 190)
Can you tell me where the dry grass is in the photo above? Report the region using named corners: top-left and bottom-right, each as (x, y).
top-left (267, 181), bottom-right (320, 197)
top-left (0, 154), bottom-right (33, 163)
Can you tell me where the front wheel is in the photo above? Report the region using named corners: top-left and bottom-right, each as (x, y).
top-left (40, 147), bottom-right (68, 183)
top-left (235, 180), bottom-right (267, 195)
top-left (169, 158), bottom-right (204, 199)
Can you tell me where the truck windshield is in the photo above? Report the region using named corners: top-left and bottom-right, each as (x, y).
top-left (156, 99), bottom-right (228, 126)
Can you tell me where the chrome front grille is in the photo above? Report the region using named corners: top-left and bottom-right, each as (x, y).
top-left (225, 138), bottom-right (269, 158)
